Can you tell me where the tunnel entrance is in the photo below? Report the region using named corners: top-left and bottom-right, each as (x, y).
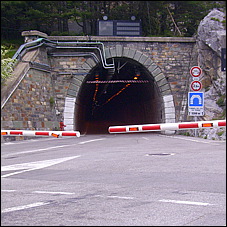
top-left (75, 58), bottom-right (163, 134)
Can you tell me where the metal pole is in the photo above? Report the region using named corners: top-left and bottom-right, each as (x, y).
top-left (194, 116), bottom-right (197, 137)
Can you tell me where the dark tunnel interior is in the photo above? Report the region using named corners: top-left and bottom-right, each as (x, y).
top-left (75, 58), bottom-right (163, 134)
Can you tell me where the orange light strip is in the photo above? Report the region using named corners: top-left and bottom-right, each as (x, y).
top-left (129, 127), bottom-right (139, 131)
top-left (92, 74), bottom-right (99, 102)
top-left (102, 83), bottom-right (131, 106)
top-left (51, 133), bottom-right (59, 138)
top-left (202, 123), bottom-right (213, 127)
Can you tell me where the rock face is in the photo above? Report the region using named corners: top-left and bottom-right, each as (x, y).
top-left (196, 9), bottom-right (226, 140)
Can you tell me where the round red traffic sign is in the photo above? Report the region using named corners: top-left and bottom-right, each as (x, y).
top-left (190, 81), bottom-right (202, 91)
top-left (190, 66), bottom-right (202, 77)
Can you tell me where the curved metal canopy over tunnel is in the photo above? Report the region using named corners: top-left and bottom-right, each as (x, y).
top-left (76, 57), bottom-right (163, 134)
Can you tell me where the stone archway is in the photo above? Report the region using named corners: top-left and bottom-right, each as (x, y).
top-left (63, 45), bottom-right (176, 134)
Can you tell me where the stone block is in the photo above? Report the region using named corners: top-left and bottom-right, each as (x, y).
top-left (81, 62), bottom-right (92, 70)
top-left (127, 49), bottom-right (136, 58)
top-left (159, 83), bottom-right (171, 92)
top-left (64, 112), bottom-right (74, 119)
top-left (152, 67), bottom-right (162, 77)
top-left (116, 44), bottom-right (123, 57)
top-left (138, 55), bottom-right (149, 65)
top-left (163, 94), bottom-right (174, 103)
top-left (109, 48), bottom-right (117, 57)
top-left (143, 57), bottom-right (153, 67)
top-left (154, 73), bottom-right (165, 82)
top-left (164, 106), bottom-right (176, 114)
top-left (104, 48), bottom-right (111, 59)
top-left (133, 51), bottom-right (143, 61)
top-left (123, 47), bottom-right (130, 57)
top-left (147, 64), bottom-right (158, 73)
top-left (67, 89), bottom-right (78, 97)
top-left (69, 83), bottom-right (80, 92)
top-left (64, 125), bottom-right (74, 131)
top-left (85, 58), bottom-right (96, 67)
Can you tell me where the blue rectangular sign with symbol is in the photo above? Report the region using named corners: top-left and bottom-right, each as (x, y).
top-left (188, 92), bottom-right (204, 116)
top-left (188, 92), bottom-right (204, 107)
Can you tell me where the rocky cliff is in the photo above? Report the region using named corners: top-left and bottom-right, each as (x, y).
top-left (195, 8), bottom-right (226, 140)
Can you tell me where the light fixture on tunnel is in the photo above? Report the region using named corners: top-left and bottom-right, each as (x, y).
top-left (131, 16), bottom-right (136, 21)
top-left (103, 15), bottom-right (108, 20)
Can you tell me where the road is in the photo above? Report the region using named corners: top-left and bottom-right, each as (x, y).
top-left (1, 133), bottom-right (226, 226)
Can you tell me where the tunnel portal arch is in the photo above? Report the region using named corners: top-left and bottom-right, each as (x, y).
top-left (64, 47), bottom-right (176, 134)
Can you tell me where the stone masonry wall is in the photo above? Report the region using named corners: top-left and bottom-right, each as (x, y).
top-left (101, 40), bottom-right (196, 121)
top-left (1, 68), bottom-right (59, 131)
top-left (1, 34), bottom-right (197, 137)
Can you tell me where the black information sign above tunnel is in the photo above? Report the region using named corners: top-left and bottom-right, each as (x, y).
top-left (98, 20), bottom-right (142, 36)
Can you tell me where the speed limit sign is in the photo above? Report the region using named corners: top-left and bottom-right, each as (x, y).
top-left (190, 66), bottom-right (202, 77)
top-left (190, 81), bottom-right (202, 91)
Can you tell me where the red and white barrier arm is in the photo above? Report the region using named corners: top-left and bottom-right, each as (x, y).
top-left (108, 120), bottom-right (226, 134)
top-left (1, 130), bottom-right (80, 138)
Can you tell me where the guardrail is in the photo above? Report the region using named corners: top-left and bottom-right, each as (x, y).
top-left (1, 130), bottom-right (80, 138)
top-left (108, 120), bottom-right (226, 133)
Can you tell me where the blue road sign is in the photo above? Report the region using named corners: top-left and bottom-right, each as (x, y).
top-left (188, 92), bottom-right (204, 107)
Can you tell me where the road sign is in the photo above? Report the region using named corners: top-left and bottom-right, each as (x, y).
top-left (188, 92), bottom-right (204, 116)
top-left (190, 81), bottom-right (202, 91)
top-left (190, 66), bottom-right (202, 77)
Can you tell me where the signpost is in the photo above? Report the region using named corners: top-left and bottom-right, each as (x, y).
top-left (188, 66), bottom-right (204, 117)
top-left (188, 66), bottom-right (204, 136)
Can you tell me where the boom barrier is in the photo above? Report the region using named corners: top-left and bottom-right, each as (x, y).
top-left (108, 120), bottom-right (226, 134)
top-left (1, 130), bottom-right (80, 138)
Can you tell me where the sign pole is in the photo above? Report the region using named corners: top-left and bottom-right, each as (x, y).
top-left (194, 116), bottom-right (197, 137)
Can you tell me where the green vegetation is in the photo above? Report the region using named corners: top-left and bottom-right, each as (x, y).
top-left (1, 1), bottom-right (225, 40)
top-left (1, 45), bottom-right (16, 84)
top-left (49, 96), bottom-right (55, 108)
top-left (216, 95), bottom-right (226, 107)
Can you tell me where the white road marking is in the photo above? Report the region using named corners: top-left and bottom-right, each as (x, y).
top-left (159, 199), bottom-right (214, 206)
top-left (2, 144), bottom-right (74, 157)
top-left (2, 202), bottom-right (50, 213)
top-left (1, 155), bottom-right (81, 178)
top-left (95, 195), bottom-right (134, 200)
top-left (1, 189), bottom-right (16, 192)
top-left (2, 138), bottom-right (105, 158)
top-left (2, 138), bottom-right (56, 145)
top-left (33, 191), bottom-right (75, 195)
top-left (78, 138), bottom-right (106, 144)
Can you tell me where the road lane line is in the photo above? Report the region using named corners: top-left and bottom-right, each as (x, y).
top-left (159, 199), bottom-right (214, 206)
top-left (2, 202), bottom-right (50, 213)
top-left (94, 195), bottom-right (134, 200)
top-left (78, 138), bottom-right (106, 144)
top-left (33, 191), bottom-right (75, 195)
top-left (2, 139), bottom-right (105, 158)
top-left (1, 189), bottom-right (16, 192)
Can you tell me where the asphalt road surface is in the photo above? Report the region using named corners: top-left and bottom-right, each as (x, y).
top-left (1, 132), bottom-right (226, 226)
